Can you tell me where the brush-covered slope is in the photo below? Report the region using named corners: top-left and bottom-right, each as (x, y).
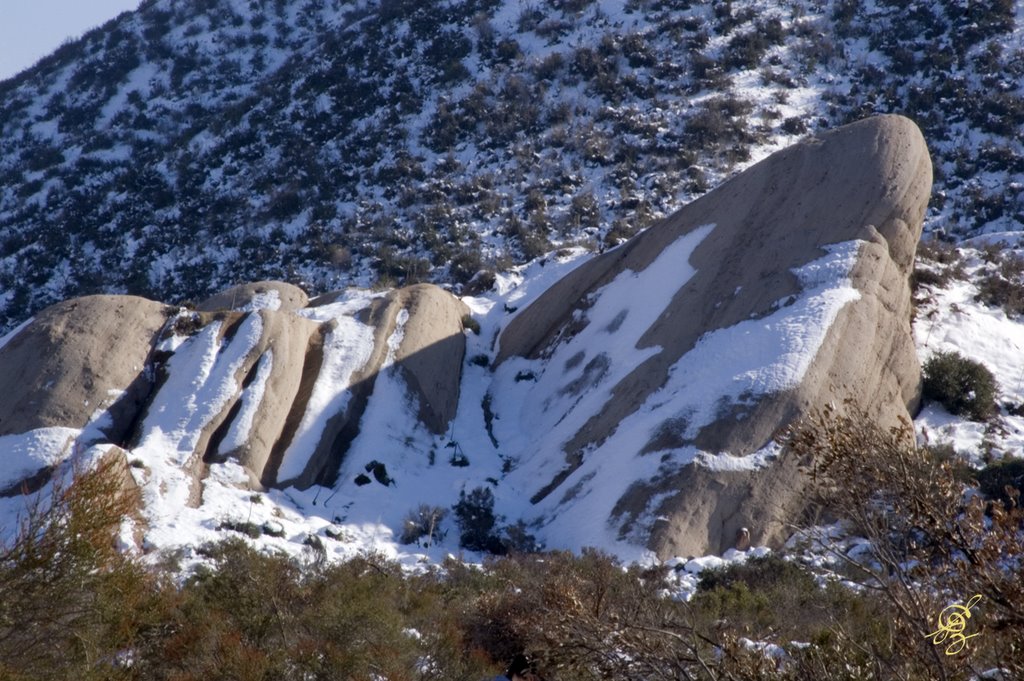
top-left (0, 0), bottom-right (1020, 335)
top-left (0, 115), bottom-right (928, 560)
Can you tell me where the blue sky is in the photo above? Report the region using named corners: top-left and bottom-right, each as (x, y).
top-left (0, 0), bottom-right (140, 82)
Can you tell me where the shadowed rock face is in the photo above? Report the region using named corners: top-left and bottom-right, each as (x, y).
top-left (276, 283), bottom-right (469, 490)
top-left (497, 115), bottom-right (932, 557)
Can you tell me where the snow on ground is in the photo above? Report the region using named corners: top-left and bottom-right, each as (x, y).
top-left (0, 427), bottom-right (80, 491)
top-left (913, 245), bottom-right (1024, 464)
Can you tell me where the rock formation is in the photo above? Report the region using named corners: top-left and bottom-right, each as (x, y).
top-left (0, 282), bottom-right (467, 499)
top-left (0, 295), bottom-right (170, 441)
top-left (493, 114), bottom-right (931, 557)
top-left (196, 281), bottom-right (310, 312)
top-left (0, 115), bottom-right (930, 561)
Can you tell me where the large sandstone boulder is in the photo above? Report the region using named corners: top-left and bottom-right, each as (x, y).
top-left (0, 115), bottom-right (930, 563)
top-left (495, 115), bottom-right (932, 557)
top-left (0, 295), bottom-right (170, 440)
top-left (392, 284), bottom-right (470, 433)
top-left (130, 282), bottom-right (468, 493)
top-left (198, 308), bottom-right (324, 489)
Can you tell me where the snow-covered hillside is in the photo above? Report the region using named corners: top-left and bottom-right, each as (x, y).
top-left (1, 235), bottom-right (1020, 583)
top-left (0, 0), bottom-right (1022, 583)
top-left (913, 236), bottom-right (1024, 463)
top-left (3, 111), bottom-right (1014, 579)
top-left (0, 0), bottom-right (1021, 332)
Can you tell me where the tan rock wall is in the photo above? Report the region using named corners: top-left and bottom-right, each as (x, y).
top-left (498, 115), bottom-right (932, 557)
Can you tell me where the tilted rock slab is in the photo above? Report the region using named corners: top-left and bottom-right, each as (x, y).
top-left (272, 283), bottom-right (468, 490)
top-left (494, 115), bottom-right (931, 557)
top-left (0, 116), bottom-right (929, 562)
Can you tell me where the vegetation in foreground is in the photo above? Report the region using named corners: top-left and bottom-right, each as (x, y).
top-left (2, 406), bottom-right (1023, 680)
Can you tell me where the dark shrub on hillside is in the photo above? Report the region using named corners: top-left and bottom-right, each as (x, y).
top-left (494, 37), bottom-right (522, 63)
top-left (781, 115), bottom-right (807, 135)
top-left (922, 350), bottom-right (999, 421)
top-left (448, 248), bottom-right (484, 285)
top-left (974, 251), bottom-right (1024, 316)
top-left (913, 240), bottom-right (967, 293)
top-left (976, 269), bottom-right (1024, 316)
top-left (916, 238), bottom-right (963, 265)
top-left (453, 486), bottom-right (505, 553)
top-left (501, 520), bottom-right (540, 554)
top-left (696, 553), bottom-right (812, 594)
top-left (685, 95), bottom-right (753, 151)
top-left (724, 28), bottom-right (775, 70)
top-left (911, 266), bottom-right (950, 291)
top-left (976, 457), bottom-right (1024, 506)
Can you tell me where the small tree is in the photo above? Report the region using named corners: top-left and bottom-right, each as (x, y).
top-left (453, 486), bottom-right (504, 554)
top-left (0, 456), bottom-right (157, 680)
top-left (784, 401), bottom-right (1024, 680)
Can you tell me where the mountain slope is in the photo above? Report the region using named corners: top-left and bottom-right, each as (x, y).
top-left (0, 0), bottom-right (1021, 332)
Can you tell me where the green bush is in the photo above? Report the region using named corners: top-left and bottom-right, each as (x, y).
top-left (0, 459), bottom-right (159, 681)
top-left (690, 554), bottom-right (870, 640)
top-left (461, 313), bottom-right (481, 335)
top-left (4, 453), bottom-right (1023, 681)
top-left (922, 350), bottom-right (999, 420)
top-left (696, 553), bottom-right (811, 593)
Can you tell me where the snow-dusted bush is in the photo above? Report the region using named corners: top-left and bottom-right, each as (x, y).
top-left (399, 504), bottom-right (447, 546)
top-left (974, 250), bottom-right (1024, 317)
top-left (784, 401), bottom-right (1024, 680)
top-left (0, 458), bottom-right (151, 678)
top-left (218, 518), bottom-right (262, 538)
